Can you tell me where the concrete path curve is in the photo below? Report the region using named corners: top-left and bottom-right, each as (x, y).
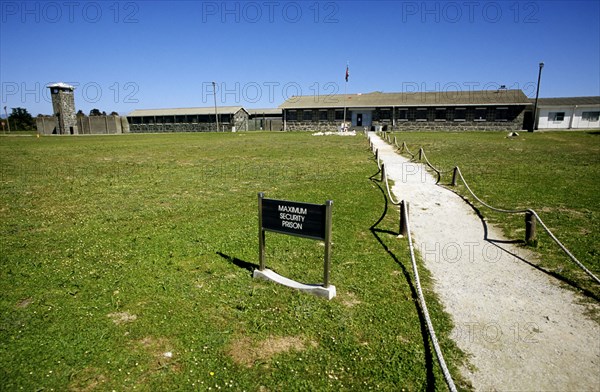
top-left (369, 133), bottom-right (600, 391)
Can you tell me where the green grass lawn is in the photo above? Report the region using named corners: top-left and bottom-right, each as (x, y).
top-left (0, 132), bottom-right (467, 391)
top-left (389, 130), bottom-right (600, 300)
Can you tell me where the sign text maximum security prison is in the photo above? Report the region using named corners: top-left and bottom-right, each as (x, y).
top-left (260, 197), bottom-right (327, 240)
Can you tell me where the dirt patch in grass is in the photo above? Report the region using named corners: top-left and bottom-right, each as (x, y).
top-left (339, 291), bottom-right (361, 308)
top-left (136, 336), bottom-right (181, 374)
top-left (107, 311), bottom-right (137, 325)
top-left (68, 367), bottom-right (107, 391)
top-left (16, 298), bottom-right (33, 308)
top-left (227, 336), bottom-right (316, 367)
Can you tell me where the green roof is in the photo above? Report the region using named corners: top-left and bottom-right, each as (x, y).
top-left (533, 96), bottom-right (600, 106)
top-left (247, 108), bottom-right (282, 116)
top-left (279, 89), bottom-right (531, 109)
top-left (128, 106), bottom-right (247, 117)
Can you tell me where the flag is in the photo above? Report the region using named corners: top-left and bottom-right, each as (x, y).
top-left (345, 64), bottom-right (349, 82)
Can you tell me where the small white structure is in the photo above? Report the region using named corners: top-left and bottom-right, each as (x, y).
top-left (536, 97), bottom-right (600, 129)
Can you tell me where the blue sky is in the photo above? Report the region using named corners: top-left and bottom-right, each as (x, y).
top-left (1, 0), bottom-right (599, 115)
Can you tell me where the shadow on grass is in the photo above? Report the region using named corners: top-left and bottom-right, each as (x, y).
top-left (444, 185), bottom-right (600, 301)
top-left (369, 174), bottom-right (437, 391)
top-left (216, 251), bottom-right (259, 275)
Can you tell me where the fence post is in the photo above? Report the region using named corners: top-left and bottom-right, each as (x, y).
top-left (399, 200), bottom-right (409, 237)
top-left (258, 193), bottom-right (266, 270)
top-left (375, 148), bottom-right (379, 163)
top-left (418, 148), bottom-right (423, 160)
top-left (451, 167), bottom-right (458, 186)
top-left (381, 163), bottom-right (386, 182)
top-left (525, 211), bottom-right (537, 246)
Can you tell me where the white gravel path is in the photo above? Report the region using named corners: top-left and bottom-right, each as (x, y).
top-left (369, 133), bottom-right (600, 391)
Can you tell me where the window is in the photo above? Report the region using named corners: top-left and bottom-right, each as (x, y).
top-left (379, 109), bottom-right (391, 120)
top-left (397, 108), bottom-right (408, 121)
top-left (474, 108), bottom-right (487, 121)
top-left (335, 110), bottom-right (344, 120)
top-left (287, 110), bottom-right (297, 121)
top-left (303, 110), bottom-right (312, 121)
top-left (319, 110), bottom-right (328, 121)
top-left (495, 107), bottom-right (508, 121)
top-left (454, 108), bottom-right (466, 121)
top-left (549, 112), bottom-right (565, 122)
top-left (435, 108), bottom-right (447, 121)
top-left (416, 108), bottom-right (428, 121)
top-left (582, 111), bottom-right (600, 121)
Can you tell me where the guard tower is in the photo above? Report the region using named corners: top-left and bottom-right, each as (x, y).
top-left (47, 82), bottom-right (78, 134)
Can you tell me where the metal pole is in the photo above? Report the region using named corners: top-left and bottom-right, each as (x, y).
top-left (323, 200), bottom-right (333, 287)
top-left (343, 81), bottom-right (347, 131)
top-left (4, 106), bottom-right (11, 132)
top-left (532, 62), bottom-right (544, 132)
top-left (343, 62), bottom-right (348, 131)
top-left (212, 81), bottom-right (219, 132)
top-left (258, 193), bottom-right (265, 270)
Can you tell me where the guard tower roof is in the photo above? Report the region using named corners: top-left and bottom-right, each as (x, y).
top-left (47, 82), bottom-right (75, 90)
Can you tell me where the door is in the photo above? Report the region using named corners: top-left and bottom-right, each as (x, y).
top-left (357, 113), bottom-right (363, 126)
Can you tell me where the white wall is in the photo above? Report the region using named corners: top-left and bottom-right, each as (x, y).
top-left (538, 107), bottom-right (572, 129)
top-left (538, 105), bottom-right (600, 129)
top-left (572, 106), bottom-right (600, 129)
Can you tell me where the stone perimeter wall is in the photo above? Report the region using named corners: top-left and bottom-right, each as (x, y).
top-left (36, 115), bottom-right (130, 135)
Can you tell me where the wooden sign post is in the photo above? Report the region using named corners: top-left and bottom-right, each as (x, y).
top-left (256, 193), bottom-right (335, 299)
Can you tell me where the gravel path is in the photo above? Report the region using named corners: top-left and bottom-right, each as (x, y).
top-left (369, 133), bottom-right (600, 391)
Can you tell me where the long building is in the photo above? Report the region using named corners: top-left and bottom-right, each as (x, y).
top-left (127, 106), bottom-right (249, 133)
top-left (279, 89), bottom-right (532, 131)
top-left (534, 96), bottom-right (600, 130)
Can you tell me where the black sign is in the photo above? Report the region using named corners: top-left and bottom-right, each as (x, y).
top-left (261, 198), bottom-right (326, 240)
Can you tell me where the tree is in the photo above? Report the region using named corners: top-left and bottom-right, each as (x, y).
top-left (77, 110), bottom-right (85, 117)
top-left (89, 108), bottom-right (102, 116)
top-left (8, 107), bottom-right (35, 131)
top-left (110, 111), bottom-right (119, 116)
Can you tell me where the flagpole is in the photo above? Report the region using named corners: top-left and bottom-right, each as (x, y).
top-left (343, 62), bottom-right (348, 132)
top-left (343, 79), bottom-right (347, 131)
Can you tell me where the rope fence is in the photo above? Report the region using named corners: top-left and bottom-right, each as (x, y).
top-left (369, 138), bottom-right (458, 392)
top-left (375, 131), bottom-right (600, 286)
top-left (403, 201), bottom-right (458, 392)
